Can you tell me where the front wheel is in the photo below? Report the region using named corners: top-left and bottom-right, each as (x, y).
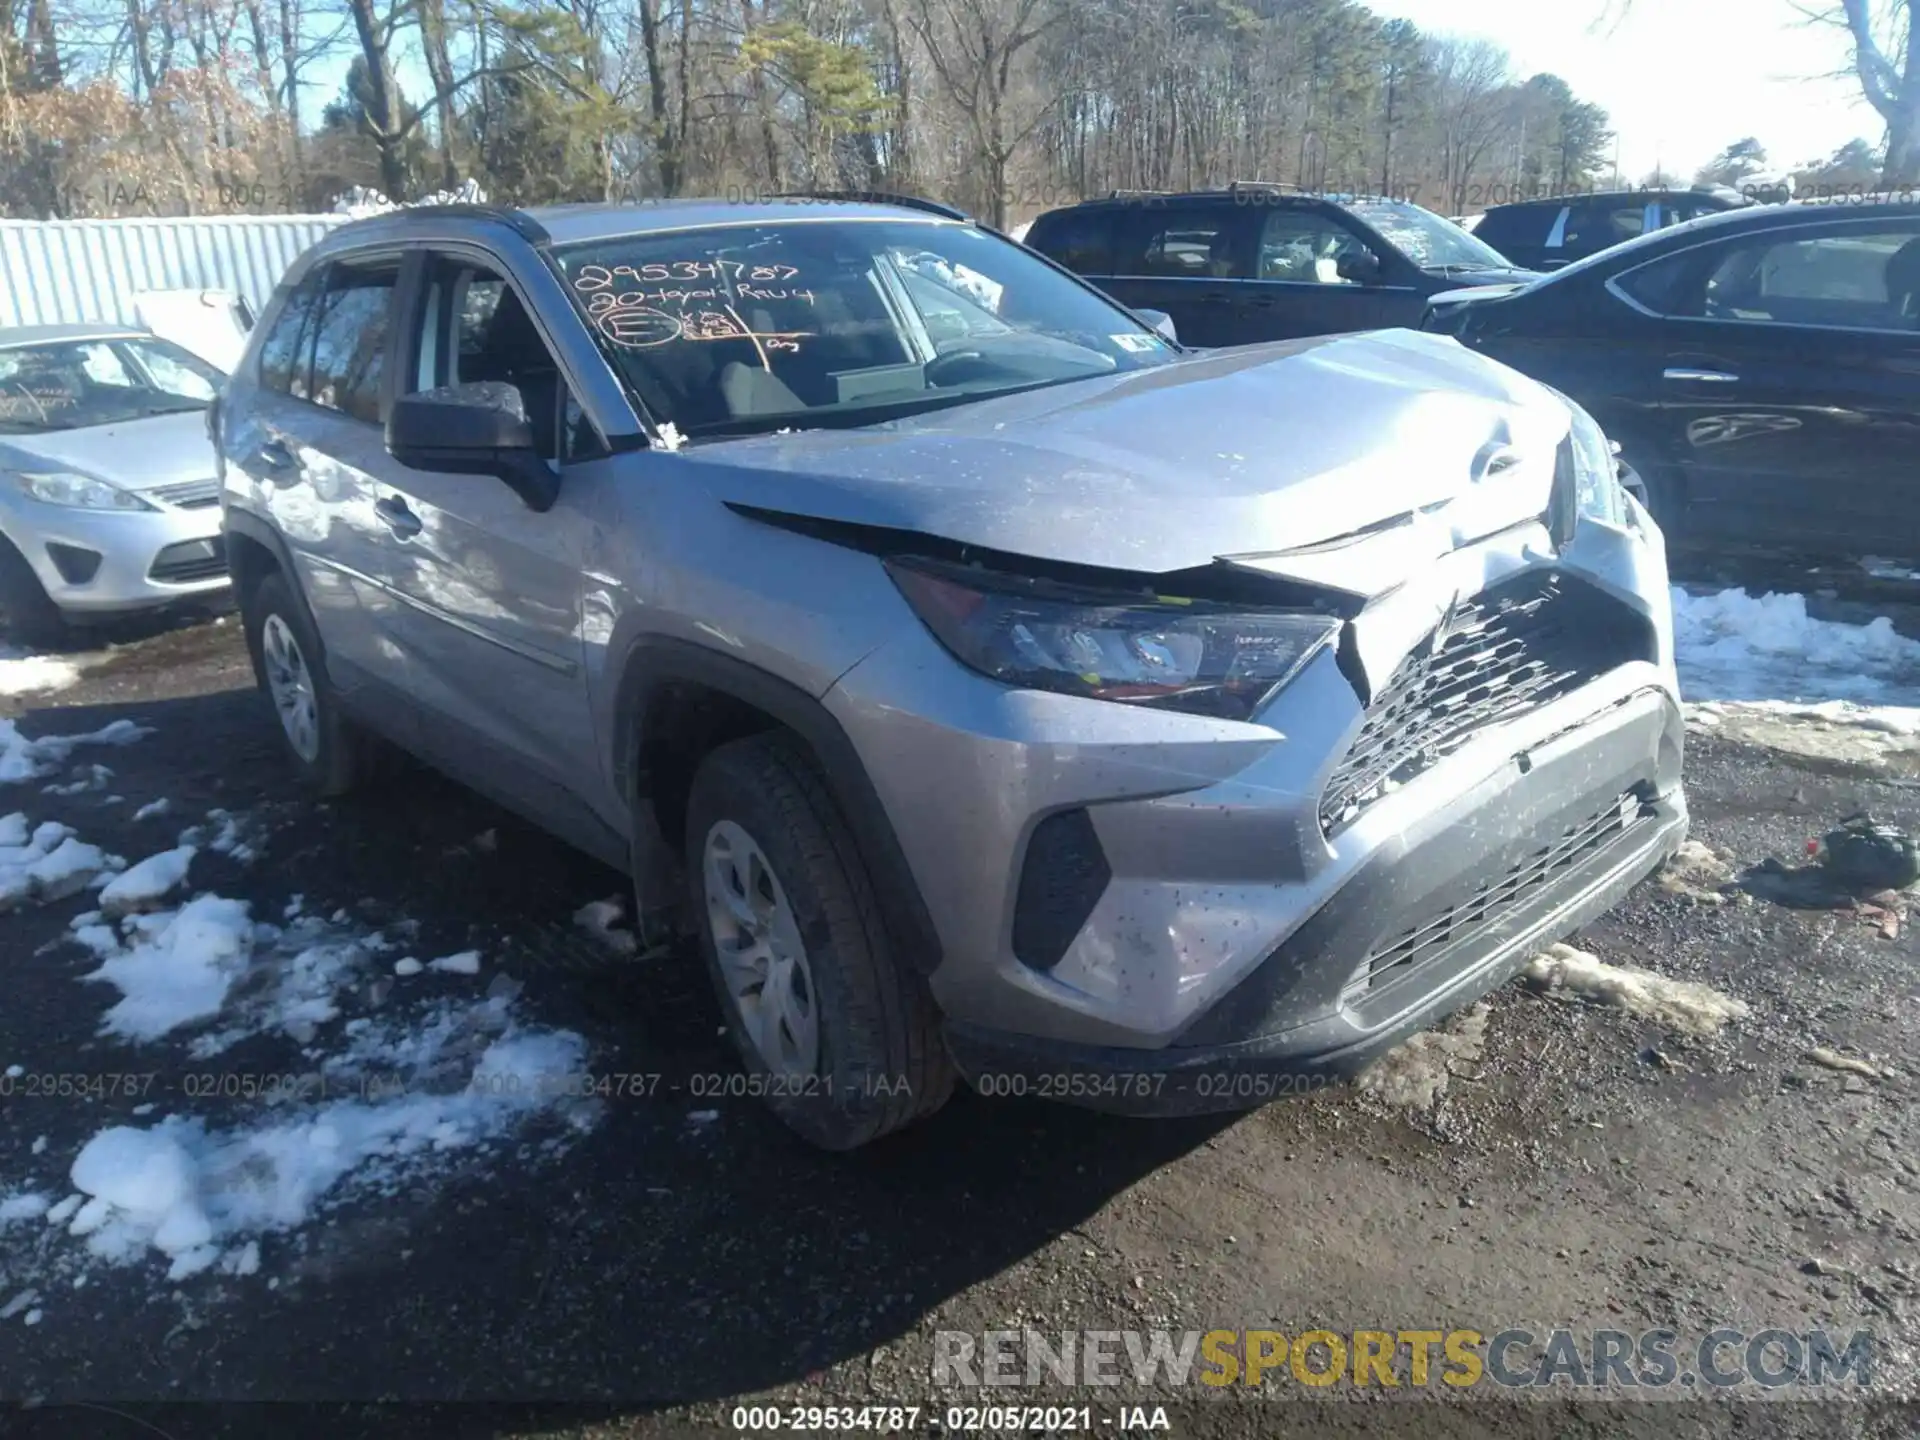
top-left (685, 732), bottom-right (954, 1150)
top-left (242, 572), bottom-right (369, 796)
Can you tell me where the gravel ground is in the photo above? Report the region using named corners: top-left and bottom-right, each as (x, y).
top-left (0, 615), bottom-right (1915, 1440)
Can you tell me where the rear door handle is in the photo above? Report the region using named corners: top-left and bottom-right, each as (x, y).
top-left (1664, 367), bottom-right (1739, 384)
top-left (374, 495), bottom-right (422, 540)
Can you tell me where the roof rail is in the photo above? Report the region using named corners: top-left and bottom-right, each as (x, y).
top-left (771, 189), bottom-right (971, 220)
top-left (1107, 188), bottom-right (1170, 199)
top-left (1225, 179), bottom-right (1303, 194)
top-left (371, 201), bottom-right (551, 244)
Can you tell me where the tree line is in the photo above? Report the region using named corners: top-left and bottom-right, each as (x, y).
top-left (0, 0), bottom-right (1912, 227)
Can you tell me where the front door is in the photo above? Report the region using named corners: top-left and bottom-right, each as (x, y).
top-left (1243, 207), bottom-right (1417, 338)
top-left (1649, 217), bottom-right (1920, 559)
top-left (371, 250), bottom-right (608, 828)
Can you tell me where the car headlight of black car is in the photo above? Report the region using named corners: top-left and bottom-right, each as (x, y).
top-left (887, 557), bottom-right (1339, 723)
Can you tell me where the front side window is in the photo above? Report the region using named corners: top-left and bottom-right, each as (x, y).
top-left (1698, 226), bottom-right (1920, 329)
top-left (1257, 211), bottom-right (1376, 284)
top-left (554, 218), bottom-right (1175, 438)
top-left (307, 261), bottom-right (401, 423)
top-left (0, 337), bottom-right (224, 434)
top-left (412, 257), bottom-right (591, 461)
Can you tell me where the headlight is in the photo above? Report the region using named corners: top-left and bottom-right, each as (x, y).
top-left (1566, 405), bottom-right (1626, 528)
top-left (886, 557), bottom-right (1339, 722)
top-left (14, 471), bottom-right (154, 511)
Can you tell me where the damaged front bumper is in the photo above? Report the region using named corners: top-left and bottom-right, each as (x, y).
top-left (940, 685), bottom-right (1687, 1115)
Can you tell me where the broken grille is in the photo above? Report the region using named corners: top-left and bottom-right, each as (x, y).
top-left (1318, 571), bottom-right (1650, 836)
top-left (1345, 786), bottom-right (1655, 1004)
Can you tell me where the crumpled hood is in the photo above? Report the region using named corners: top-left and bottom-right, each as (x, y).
top-left (679, 328), bottom-right (1573, 576)
top-left (0, 410), bottom-right (215, 491)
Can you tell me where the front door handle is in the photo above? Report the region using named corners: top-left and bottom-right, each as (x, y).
top-left (252, 438), bottom-right (298, 477)
top-left (1664, 367), bottom-right (1739, 384)
top-left (374, 495), bottom-right (422, 540)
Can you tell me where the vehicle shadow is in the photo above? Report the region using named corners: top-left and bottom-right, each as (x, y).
top-left (4, 685), bottom-right (1236, 1417)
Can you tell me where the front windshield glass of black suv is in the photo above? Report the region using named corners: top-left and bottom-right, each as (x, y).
top-left (0, 336), bottom-right (223, 434)
top-left (555, 217), bottom-right (1179, 438)
top-left (1346, 200), bottom-right (1512, 271)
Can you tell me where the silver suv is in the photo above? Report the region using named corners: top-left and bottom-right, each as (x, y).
top-left (216, 196), bottom-right (1687, 1150)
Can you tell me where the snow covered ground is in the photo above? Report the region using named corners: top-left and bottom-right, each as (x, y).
top-left (0, 717), bottom-right (599, 1315)
top-left (1670, 585), bottom-right (1920, 719)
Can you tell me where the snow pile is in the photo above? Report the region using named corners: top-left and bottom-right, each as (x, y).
top-left (180, 808), bottom-right (262, 864)
top-left (332, 178), bottom-right (487, 218)
top-left (5, 895), bottom-right (596, 1291)
top-left (0, 718), bottom-right (149, 785)
top-left (1672, 586), bottom-right (1920, 708)
top-left (1523, 943), bottom-right (1749, 1037)
top-left (0, 648), bottom-right (81, 698)
top-left (61, 1025), bottom-right (585, 1280)
top-left (573, 896), bottom-right (638, 956)
top-left (0, 813), bottom-right (123, 912)
top-left (43, 763), bottom-right (112, 796)
top-left (84, 894), bottom-right (257, 1042)
top-left (98, 844), bottom-right (195, 917)
top-left (1360, 1002), bottom-right (1489, 1110)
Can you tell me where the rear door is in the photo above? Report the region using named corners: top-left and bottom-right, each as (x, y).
top-left (1101, 202), bottom-right (1260, 347)
top-left (1633, 215), bottom-right (1920, 559)
top-left (229, 254), bottom-right (415, 735)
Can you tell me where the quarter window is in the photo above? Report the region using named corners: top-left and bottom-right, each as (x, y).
top-left (1027, 212), bottom-right (1114, 274)
top-left (258, 271), bottom-right (324, 397)
top-left (307, 261), bottom-right (401, 423)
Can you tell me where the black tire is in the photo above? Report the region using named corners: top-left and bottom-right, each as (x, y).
top-left (685, 732), bottom-right (954, 1150)
top-left (0, 534), bottom-right (68, 650)
top-left (241, 571), bottom-right (369, 796)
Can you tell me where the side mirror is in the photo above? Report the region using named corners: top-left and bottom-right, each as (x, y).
top-left (1135, 308), bottom-right (1178, 343)
top-left (386, 382), bottom-right (557, 511)
top-left (1335, 250), bottom-right (1382, 284)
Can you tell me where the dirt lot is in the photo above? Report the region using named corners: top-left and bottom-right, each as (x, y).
top-left (0, 615), bottom-right (1916, 1440)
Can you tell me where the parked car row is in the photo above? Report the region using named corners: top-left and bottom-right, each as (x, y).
top-left (1023, 185), bottom-right (1920, 566)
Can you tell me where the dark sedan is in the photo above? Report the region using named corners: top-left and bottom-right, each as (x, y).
top-left (1423, 202), bottom-right (1920, 564)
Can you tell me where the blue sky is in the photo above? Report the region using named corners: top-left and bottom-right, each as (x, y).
top-left (1367, 0), bottom-right (1876, 180)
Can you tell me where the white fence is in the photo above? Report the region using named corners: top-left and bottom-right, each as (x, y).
top-left (0, 214), bottom-right (344, 329)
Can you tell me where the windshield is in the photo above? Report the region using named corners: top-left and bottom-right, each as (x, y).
top-left (0, 336), bottom-right (223, 434)
top-left (1346, 201), bottom-right (1515, 271)
top-left (554, 218), bottom-right (1177, 438)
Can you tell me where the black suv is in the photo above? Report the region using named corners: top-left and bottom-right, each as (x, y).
top-left (1473, 188), bottom-right (1754, 272)
top-left (1023, 185), bottom-right (1537, 346)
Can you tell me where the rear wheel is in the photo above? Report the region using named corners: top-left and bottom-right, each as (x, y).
top-left (0, 535), bottom-right (68, 650)
top-left (242, 571), bottom-right (369, 795)
top-left (685, 732), bottom-right (954, 1150)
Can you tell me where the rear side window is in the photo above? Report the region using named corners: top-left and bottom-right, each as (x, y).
top-left (1562, 201), bottom-right (1649, 253)
top-left (258, 272), bottom-right (323, 397)
top-left (1116, 206), bottom-right (1246, 279)
top-left (1026, 211), bottom-right (1114, 274)
top-left (306, 262), bottom-right (402, 423)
